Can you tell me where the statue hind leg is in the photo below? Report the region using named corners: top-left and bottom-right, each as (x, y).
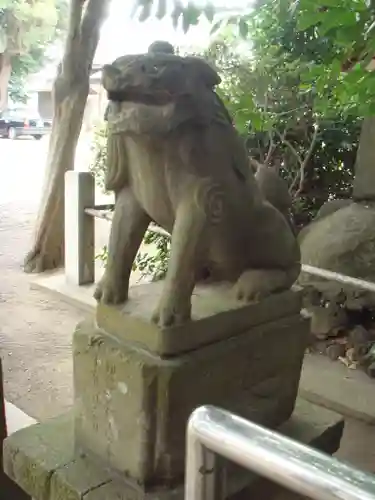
top-left (94, 187), bottom-right (150, 304)
top-left (234, 264), bottom-right (301, 302)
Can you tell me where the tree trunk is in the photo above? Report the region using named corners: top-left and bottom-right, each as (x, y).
top-left (352, 116), bottom-right (375, 202)
top-left (0, 52), bottom-right (11, 110)
top-left (24, 0), bottom-right (111, 273)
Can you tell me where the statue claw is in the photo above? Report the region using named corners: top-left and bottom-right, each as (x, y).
top-left (94, 276), bottom-right (128, 305)
top-left (152, 297), bottom-right (191, 328)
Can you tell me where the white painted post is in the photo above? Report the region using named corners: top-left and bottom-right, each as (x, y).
top-left (64, 171), bottom-right (95, 286)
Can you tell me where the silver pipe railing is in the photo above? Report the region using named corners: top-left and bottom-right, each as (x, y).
top-left (301, 264), bottom-right (375, 294)
top-left (185, 405), bottom-right (375, 500)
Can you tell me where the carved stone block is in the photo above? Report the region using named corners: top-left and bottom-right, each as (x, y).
top-left (74, 283), bottom-right (308, 486)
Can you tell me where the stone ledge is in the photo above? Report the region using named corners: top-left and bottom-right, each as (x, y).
top-left (30, 271), bottom-right (97, 314)
top-left (3, 399), bottom-right (344, 500)
top-left (96, 283), bottom-right (302, 356)
top-left (300, 353), bottom-right (375, 424)
top-left (3, 412), bottom-right (74, 500)
top-left (30, 272), bottom-right (303, 357)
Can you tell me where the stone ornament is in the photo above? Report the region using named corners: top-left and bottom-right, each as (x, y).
top-left (94, 41), bottom-right (301, 327)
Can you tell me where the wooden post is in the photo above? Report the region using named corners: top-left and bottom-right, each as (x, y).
top-left (64, 171), bottom-right (95, 286)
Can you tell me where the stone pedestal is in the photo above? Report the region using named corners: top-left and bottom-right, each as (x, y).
top-left (74, 283), bottom-right (307, 486)
top-left (4, 282), bottom-right (327, 500)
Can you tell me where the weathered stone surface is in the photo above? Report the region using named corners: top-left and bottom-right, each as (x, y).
top-left (314, 198), bottom-right (351, 222)
top-left (253, 162), bottom-right (295, 231)
top-left (95, 43), bottom-right (300, 328)
top-left (96, 283), bottom-right (303, 356)
top-left (1, 358), bottom-right (32, 500)
top-left (85, 481), bottom-right (182, 500)
top-left (300, 353), bottom-right (375, 424)
top-left (74, 309), bottom-right (308, 485)
top-left (3, 412), bottom-right (74, 499)
top-left (3, 400), bottom-right (344, 500)
top-left (308, 303), bottom-right (348, 337)
top-left (50, 456), bottom-right (113, 500)
top-left (298, 202), bottom-right (375, 306)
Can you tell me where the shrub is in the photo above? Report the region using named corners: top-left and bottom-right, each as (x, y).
top-left (89, 121), bottom-right (108, 192)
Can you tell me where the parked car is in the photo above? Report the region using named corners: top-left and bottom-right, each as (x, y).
top-left (0, 108), bottom-right (51, 140)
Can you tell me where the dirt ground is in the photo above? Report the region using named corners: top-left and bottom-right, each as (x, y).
top-left (0, 139), bottom-right (375, 481)
top-left (0, 200), bottom-right (81, 418)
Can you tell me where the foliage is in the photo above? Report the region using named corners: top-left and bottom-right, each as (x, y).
top-left (135, 230), bottom-right (170, 282)
top-left (0, 0), bottom-right (68, 103)
top-left (89, 120), bottom-right (108, 192)
top-left (0, 0), bottom-right (66, 52)
top-left (132, 0), bottom-right (217, 33)
top-left (202, 22), bottom-right (360, 227)
top-left (97, 0), bottom-right (370, 277)
top-left (9, 46), bottom-right (45, 102)
top-left (137, 0), bottom-right (375, 116)
top-left (296, 0), bottom-right (375, 117)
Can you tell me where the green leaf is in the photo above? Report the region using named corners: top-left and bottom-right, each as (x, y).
top-left (210, 19), bottom-right (223, 34)
top-left (182, 12), bottom-right (191, 33)
top-left (330, 58), bottom-right (343, 78)
top-left (204, 3), bottom-right (215, 23)
top-left (319, 10), bottom-right (357, 35)
top-left (156, 0), bottom-right (167, 19)
top-left (130, 0), bottom-right (141, 18)
top-left (248, 112), bottom-right (264, 131)
top-left (171, 1), bottom-right (183, 28)
top-left (315, 0), bottom-right (342, 5)
top-left (139, 1), bottom-right (153, 22)
top-left (239, 19), bottom-right (249, 38)
top-left (181, 2), bottom-right (201, 32)
top-left (297, 11), bottom-right (322, 31)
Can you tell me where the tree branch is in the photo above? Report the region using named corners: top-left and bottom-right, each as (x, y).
top-left (261, 93), bottom-right (278, 165)
top-left (62, 0), bottom-right (85, 77)
top-left (249, 157), bottom-right (263, 172)
top-left (80, 0), bottom-right (111, 65)
top-left (290, 123), bottom-right (320, 197)
top-left (264, 132), bottom-right (275, 164)
top-left (275, 129), bottom-right (303, 167)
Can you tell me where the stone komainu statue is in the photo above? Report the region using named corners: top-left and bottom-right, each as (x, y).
top-left (95, 43), bottom-right (301, 327)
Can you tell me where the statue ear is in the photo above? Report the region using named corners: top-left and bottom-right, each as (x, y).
top-left (102, 65), bottom-right (122, 92)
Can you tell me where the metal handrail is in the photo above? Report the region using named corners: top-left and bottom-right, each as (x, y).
top-left (301, 264), bottom-right (375, 294)
top-left (185, 406), bottom-right (375, 500)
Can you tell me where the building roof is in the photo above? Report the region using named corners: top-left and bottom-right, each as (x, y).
top-left (26, 63), bottom-right (104, 93)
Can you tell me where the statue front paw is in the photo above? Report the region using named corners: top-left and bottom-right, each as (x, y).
top-left (94, 275), bottom-right (128, 305)
top-left (152, 295), bottom-right (191, 327)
